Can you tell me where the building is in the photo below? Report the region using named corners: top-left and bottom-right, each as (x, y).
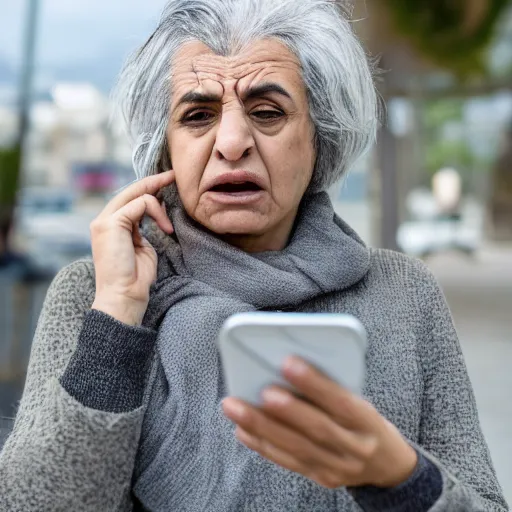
top-left (23, 82), bottom-right (133, 191)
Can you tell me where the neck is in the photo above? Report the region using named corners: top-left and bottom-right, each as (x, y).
top-left (220, 210), bottom-right (298, 253)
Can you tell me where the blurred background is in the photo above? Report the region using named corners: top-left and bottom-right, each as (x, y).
top-left (0, 0), bottom-right (511, 501)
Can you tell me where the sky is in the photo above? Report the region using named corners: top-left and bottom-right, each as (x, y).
top-left (1, 1), bottom-right (511, 95)
top-left (0, 0), bottom-right (168, 89)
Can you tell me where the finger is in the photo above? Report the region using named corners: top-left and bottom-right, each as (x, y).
top-left (102, 170), bottom-right (175, 216)
top-left (260, 386), bottom-right (373, 458)
top-left (131, 223), bottom-right (154, 250)
top-left (223, 398), bottom-right (345, 474)
top-left (235, 427), bottom-right (355, 489)
top-left (235, 427), bottom-right (307, 476)
top-left (114, 194), bottom-right (174, 235)
top-left (281, 356), bottom-right (377, 430)
top-left (160, 202), bottom-right (174, 233)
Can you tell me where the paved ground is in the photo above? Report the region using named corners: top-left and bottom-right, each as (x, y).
top-left (426, 246), bottom-right (512, 504)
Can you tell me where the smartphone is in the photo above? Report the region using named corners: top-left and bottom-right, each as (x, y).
top-left (218, 312), bottom-right (367, 406)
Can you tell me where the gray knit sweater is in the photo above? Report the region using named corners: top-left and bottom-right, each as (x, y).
top-left (0, 250), bottom-right (508, 511)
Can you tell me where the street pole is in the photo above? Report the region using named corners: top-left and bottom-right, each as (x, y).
top-left (375, 53), bottom-right (400, 252)
top-left (0, 0), bottom-right (40, 259)
top-left (18, 0), bottom-right (40, 153)
top-left (376, 118), bottom-right (400, 251)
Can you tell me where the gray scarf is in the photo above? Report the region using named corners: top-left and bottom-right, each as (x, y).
top-left (133, 190), bottom-right (370, 510)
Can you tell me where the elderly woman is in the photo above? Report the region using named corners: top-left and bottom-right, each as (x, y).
top-left (0, 1), bottom-right (507, 511)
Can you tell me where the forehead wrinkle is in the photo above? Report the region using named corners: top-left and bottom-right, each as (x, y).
top-left (171, 41), bottom-right (304, 110)
top-left (193, 60), bottom-right (299, 83)
top-left (194, 70), bottom-right (226, 98)
top-left (171, 74), bottom-right (225, 110)
top-left (194, 63), bottom-right (250, 82)
top-left (189, 45), bottom-right (300, 81)
top-left (172, 39), bottom-right (299, 70)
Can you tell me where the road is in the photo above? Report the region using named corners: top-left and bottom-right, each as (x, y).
top-left (426, 246), bottom-right (512, 504)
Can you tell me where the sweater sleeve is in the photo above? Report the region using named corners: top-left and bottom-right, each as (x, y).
top-left (349, 449), bottom-right (443, 511)
top-left (410, 260), bottom-right (509, 511)
top-left (0, 259), bottom-right (152, 512)
top-left (60, 309), bottom-right (156, 413)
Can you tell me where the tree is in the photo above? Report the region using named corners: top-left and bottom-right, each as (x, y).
top-left (382, 0), bottom-right (511, 77)
top-left (352, 0), bottom-right (512, 247)
top-left (490, 124), bottom-right (512, 239)
top-left (0, 146), bottom-right (21, 260)
top-left (382, 0), bottom-right (512, 239)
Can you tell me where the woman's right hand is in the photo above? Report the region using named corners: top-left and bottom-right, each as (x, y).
top-left (90, 171), bottom-right (175, 327)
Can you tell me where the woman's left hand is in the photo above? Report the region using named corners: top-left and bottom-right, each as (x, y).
top-left (222, 356), bottom-right (418, 490)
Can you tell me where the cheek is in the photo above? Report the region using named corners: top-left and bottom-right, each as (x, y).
top-left (168, 132), bottom-right (211, 207)
top-left (258, 128), bottom-right (314, 195)
top-left (291, 132), bottom-right (315, 182)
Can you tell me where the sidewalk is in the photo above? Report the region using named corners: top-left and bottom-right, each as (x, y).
top-left (426, 245), bottom-right (512, 504)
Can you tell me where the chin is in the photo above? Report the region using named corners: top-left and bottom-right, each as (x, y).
top-left (202, 210), bottom-right (270, 236)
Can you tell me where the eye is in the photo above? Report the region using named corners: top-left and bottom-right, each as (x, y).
top-left (250, 109), bottom-right (285, 122)
top-left (181, 109), bottom-right (215, 125)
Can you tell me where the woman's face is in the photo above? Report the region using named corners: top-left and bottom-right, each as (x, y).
top-left (167, 40), bottom-right (316, 251)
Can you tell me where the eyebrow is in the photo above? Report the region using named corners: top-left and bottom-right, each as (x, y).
top-left (175, 91), bottom-right (221, 108)
top-left (243, 82), bottom-right (292, 101)
top-left (174, 82), bottom-right (292, 109)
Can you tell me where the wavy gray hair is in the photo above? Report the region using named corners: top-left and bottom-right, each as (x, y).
top-left (112, 0), bottom-right (378, 192)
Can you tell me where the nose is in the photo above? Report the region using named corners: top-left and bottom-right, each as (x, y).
top-left (214, 107), bottom-right (254, 162)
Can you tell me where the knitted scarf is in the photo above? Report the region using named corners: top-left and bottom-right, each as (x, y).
top-left (133, 189), bottom-right (370, 510)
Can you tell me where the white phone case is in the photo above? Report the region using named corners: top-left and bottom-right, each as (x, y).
top-left (218, 312), bottom-right (367, 405)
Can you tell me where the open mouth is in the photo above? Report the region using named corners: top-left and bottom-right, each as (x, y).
top-left (209, 182), bottom-right (262, 193)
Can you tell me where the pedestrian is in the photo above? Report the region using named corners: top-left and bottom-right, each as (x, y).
top-left (0, 1), bottom-right (507, 510)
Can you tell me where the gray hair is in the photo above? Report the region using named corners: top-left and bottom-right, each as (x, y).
top-left (112, 0), bottom-right (379, 192)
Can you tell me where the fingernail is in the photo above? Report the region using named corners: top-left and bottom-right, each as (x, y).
top-left (262, 388), bottom-right (290, 405)
top-left (223, 399), bottom-right (246, 419)
top-left (284, 356), bottom-right (308, 376)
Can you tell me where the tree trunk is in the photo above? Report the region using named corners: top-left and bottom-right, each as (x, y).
top-left (0, 146), bottom-right (22, 261)
top-left (489, 128), bottom-right (512, 241)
